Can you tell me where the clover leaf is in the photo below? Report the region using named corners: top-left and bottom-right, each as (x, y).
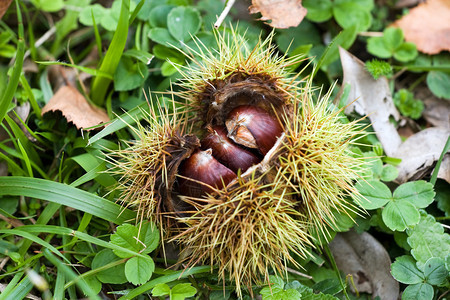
top-left (167, 6), bottom-right (201, 42)
top-left (110, 221), bottom-right (159, 258)
top-left (367, 28), bottom-right (418, 62)
top-left (356, 180), bottom-right (435, 231)
top-left (125, 256), bottom-right (155, 285)
top-left (152, 283), bottom-right (197, 300)
top-left (391, 255), bottom-right (424, 284)
top-left (391, 255), bottom-right (448, 300)
top-left (91, 249), bottom-right (127, 284)
top-left (304, 0), bottom-right (374, 32)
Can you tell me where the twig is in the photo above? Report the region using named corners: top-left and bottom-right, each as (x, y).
top-left (286, 267), bottom-right (313, 279)
top-left (214, 0), bottom-right (236, 29)
top-left (358, 31), bottom-right (383, 37)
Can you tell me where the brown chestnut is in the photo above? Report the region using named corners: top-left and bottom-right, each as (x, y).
top-left (225, 105), bottom-right (283, 155)
top-left (178, 149), bottom-right (237, 198)
top-left (201, 126), bottom-right (261, 173)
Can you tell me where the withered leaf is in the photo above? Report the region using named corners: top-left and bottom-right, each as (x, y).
top-left (330, 230), bottom-right (399, 300)
top-left (393, 127), bottom-right (450, 183)
top-left (393, 0), bottom-right (450, 54)
top-left (338, 47), bottom-right (402, 156)
top-left (41, 86), bottom-right (109, 130)
top-left (0, 0), bottom-right (12, 20)
top-left (249, 0), bottom-right (307, 29)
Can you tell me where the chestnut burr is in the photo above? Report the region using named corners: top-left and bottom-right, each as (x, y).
top-left (226, 105), bottom-right (283, 155)
top-left (178, 149), bottom-right (237, 198)
top-left (201, 126), bottom-right (261, 173)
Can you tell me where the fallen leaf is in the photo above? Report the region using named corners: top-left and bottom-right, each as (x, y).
top-left (423, 98), bottom-right (450, 127)
top-left (338, 47), bottom-right (402, 156)
top-left (392, 0), bottom-right (450, 54)
top-left (0, 0), bottom-right (13, 20)
top-left (329, 230), bottom-right (399, 300)
top-left (249, 0), bottom-right (307, 29)
top-left (394, 127), bottom-right (450, 183)
top-left (41, 86), bottom-right (110, 130)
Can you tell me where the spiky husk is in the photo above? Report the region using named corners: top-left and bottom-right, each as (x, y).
top-left (169, 29), bottom-right (368, 295)
top-left (110, 28), bottom-right (369, 297)
top-left (107, 104), bottom-right (199, 226)
top-left (172, 172), bottom-right (314, 294)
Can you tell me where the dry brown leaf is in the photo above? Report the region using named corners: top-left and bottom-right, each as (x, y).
top-left (329, 230), bottom-right (399, 300)
top-left (249, 0), bottom-right (307, 29)
top-left (41, 86), bottom-right (109, 130)
top-left (0, 0), bottom-right (13, 20)
top-left (393, 0), bottom-right (450, 54)
top-left (338, 47), bottom-right (402, 156)
top-left (394, 127), bottom-right (450, 183)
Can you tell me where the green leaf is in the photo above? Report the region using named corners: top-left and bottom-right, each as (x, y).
top-left (91, 249), bottom-right (127, 284)
top-left (426, 71), bottom-right (450, 100)
top-left (148, 5), bottom-right (175, 28)
top-left (318, 25), bottom-right (357, 69)
top-left (260, 276), bottom-right (301, 300)
top-left (31, 0), bottom-right (64, 12)
top-left (407, 212), bottom-right (450, 270)
top-left (125, 256), bottom-right (154, 285)
top-left (114, 56), bottom-right (149, 91)
top-left (148, 27), bottom-right (179, 46)
top-left (393, 181), bottom-right (435, 209)
top-left (333, 3), bottom-right (372, 32)
top-left (303, 0), bottom-right (333, 22)
top-left (171, 283), bottom-right (197, 300)
top-left (394, 42), bottom-right (418, 62)
top-left (167, 6), bottom-right (201, 42)
top-left (367, 37), bottom-right (392, 59)
top-left (152, 283), bottom-right (171, 296)
top-left (401, 283), bottom-right (434, 300)
top-left (79, 4), bottom-right (106, 26)
top-left (355, 180), bottom-right (391, 210)
top-left (390, 255), bottom-right (423, 284)
top-left (382, 200), bottom-right (420, 231)
top-left (435, 180), bottom-right (450, 216)
top-left (380, 165), bottom-right (398, 182)
top-left (124, 49), bottom-right (154, 64)
top-left (0, 177), bottom-right (136, 224)
top-left (423, 257), bottom-right (447, 286)
top-left (110, 221), bottom-right (159, 258)
top-left (119, 266), bottom-right (210, 299)
top-left (383, 27), bottom-right (404, 50)
top-left (393, 89), bottom-right (424, 119)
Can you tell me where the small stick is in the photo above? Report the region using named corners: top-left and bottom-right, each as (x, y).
top-left (214, 0), bottom-right (236, 29)
top-left (286, 267), bottom-right (313, 280)
top-left (358, 31), bottom-right (383, 37)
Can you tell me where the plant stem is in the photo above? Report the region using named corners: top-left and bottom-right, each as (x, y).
top-left (323, 244), bottom-right (350, 300)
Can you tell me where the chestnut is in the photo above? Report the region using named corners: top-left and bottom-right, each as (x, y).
top-left (201, 126), bottom-right (261, 173)
top-left (178, 149), bottom-right (237, 198)
top-left (225, 105), bottom-right (283, 155)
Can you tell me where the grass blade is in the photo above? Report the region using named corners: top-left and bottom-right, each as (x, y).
top-left (0, 177), bottom-right (136, 224)
top-left (0, 0), bottom-right (25, 124)
top-left (43, 249), bottom-right (101, 300)
top-left (90, 0), bottom-right (130, 105)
